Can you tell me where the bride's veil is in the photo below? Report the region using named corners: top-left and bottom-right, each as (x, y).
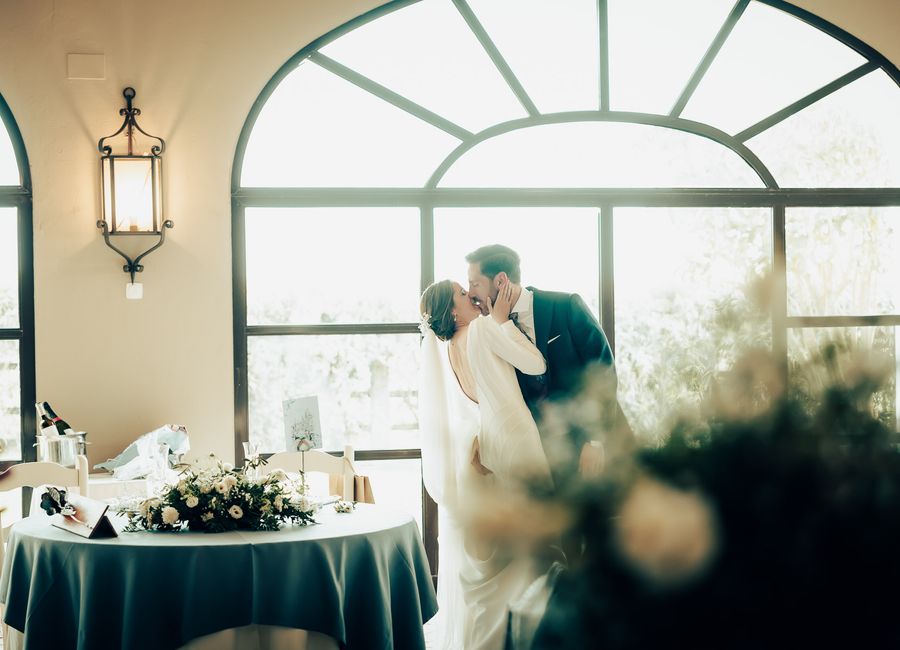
top-left (418, 326), bottom-right (477, 648)
top-left (419, 327), bottom-right (460, 509)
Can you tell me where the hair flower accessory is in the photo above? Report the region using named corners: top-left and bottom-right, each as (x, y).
top-left (418, 312), bottom-right (433, 336)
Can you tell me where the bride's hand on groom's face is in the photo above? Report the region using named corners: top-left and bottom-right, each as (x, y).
top-left (489, 277), bottom-right (514, 323)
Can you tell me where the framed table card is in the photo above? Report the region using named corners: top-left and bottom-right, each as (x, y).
top-left (51, 494), bottom-right (118, 538)
top-left (283, 395), bottom-right (322, 452)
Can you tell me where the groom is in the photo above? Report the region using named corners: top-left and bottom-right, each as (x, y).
top-left (465, 244), bottom-right (632, 485)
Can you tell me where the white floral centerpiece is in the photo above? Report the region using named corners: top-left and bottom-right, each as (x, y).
top-left (125, 456), bottom-right (316, 533)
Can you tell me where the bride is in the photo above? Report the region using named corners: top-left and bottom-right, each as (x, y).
top-left (419, 278), bottom-right (552, 650)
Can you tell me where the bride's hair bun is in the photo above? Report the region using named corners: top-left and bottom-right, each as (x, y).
top-left (420, 280), bottom-right (456, 341)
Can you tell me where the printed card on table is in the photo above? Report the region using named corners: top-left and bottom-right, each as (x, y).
top-left (51, 494), bottom-right (118, 539)
top-left (282, 396), bottom-right (322, 452)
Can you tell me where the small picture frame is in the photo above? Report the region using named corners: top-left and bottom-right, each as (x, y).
top-left (282, 395), bottom-right (322, 452)
top-left (50, 494), bottom-right (118, 539)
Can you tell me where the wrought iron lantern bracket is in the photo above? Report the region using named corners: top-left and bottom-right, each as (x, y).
top-left (96, 217), bottom-right (174, 284)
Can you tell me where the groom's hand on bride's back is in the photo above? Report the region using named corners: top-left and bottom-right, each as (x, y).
top-left (471, 438), bottom-right (493, 476)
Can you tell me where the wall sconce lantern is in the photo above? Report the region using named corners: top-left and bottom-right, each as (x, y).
top-left (97, 87), bottom-right (173, 290)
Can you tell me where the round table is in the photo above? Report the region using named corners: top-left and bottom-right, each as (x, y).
top-left (0, 504), bottom-right (437, 650)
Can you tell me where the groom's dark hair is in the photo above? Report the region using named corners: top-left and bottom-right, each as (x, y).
top-left (465, 244), bottom-right (521, 283)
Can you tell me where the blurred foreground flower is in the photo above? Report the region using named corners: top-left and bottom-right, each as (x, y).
top-left (614, 475), bottom-right (717, 586)
top-left (462, 484), bottom-right (573, 551)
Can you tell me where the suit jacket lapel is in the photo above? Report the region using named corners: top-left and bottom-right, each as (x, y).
top-left (528, 286), bottom-right (552, 360)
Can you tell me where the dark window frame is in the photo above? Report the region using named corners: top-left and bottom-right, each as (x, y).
top-left (0, 90), bottom-right (35, 472)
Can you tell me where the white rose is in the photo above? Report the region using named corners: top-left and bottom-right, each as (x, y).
top-left (185, 495), bottom-right (199, 508)
top-left (228, 505), bottom-right (243, 519)
top-left (201, 511), bottom-right (214, 522)
top-left (161, 506), bottom-right (180, 525)
top-left (274, 496), bottom-right (284, 512)
top-left (200, 482), bottom-right (212, 494)
top-left (177, 480), bottom-right (187, 495)
top-left (614, 476), bottom-right (718, 586)
top-left (223, 462), bottom-right (234, 472)
top-left (223, 475), bottom-right (238, 491)
top-left (269, 470), bottom-right (289, 483)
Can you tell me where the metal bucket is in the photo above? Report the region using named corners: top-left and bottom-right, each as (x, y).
top-left (35, 433), bottom-right (87, 467)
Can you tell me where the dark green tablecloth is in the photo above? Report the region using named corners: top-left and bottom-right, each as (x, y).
top-left (0, 504), bottom-right (437, 650)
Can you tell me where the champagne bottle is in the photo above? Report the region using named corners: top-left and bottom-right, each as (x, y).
top-left (35, 402), bottom-right (59, 437)
top-left (39, 402), bottom-right (75, 436)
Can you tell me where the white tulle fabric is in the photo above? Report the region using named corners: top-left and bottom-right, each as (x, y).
top-left (419, 327), bottom-right (479, 649)
top-left (419, 317), bottom-right (552, 650)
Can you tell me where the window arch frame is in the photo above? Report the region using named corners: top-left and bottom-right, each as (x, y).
top-left (232, 0), bottom-right (900, 570)
top-left (0, 90), bottom-right (35, 470)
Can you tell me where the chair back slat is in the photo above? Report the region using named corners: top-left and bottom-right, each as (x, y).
top-left (263, 448), bottom-right (356, 500)
top-left (0, 461), bottom-right (79, 491)
top-left (266, 450), bottom-right (344, 475)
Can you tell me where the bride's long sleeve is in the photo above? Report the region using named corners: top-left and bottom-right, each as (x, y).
top-left (477, 317), bottom-right (546, 375)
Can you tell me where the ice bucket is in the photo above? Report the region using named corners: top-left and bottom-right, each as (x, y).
top-left (35, 432), bottom-right (87, 467)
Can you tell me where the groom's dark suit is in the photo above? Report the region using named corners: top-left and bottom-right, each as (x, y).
top-left (515, 287), bottom-right (632, 482)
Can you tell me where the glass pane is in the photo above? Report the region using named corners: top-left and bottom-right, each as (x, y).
top-left (245, 208), bottom-right (420, 325)
top-left (614, 207), bottom-right (772, 443)
top-left (748, 71), bottom-right (900, 188)
top-left (788, 326), bottom-right (898, 431)
top-left (608, 0), bottom-right (735, 114)
top-left (0, 340), bottom-right (22, 461)
top-left (787, 207), bottom-right (900, 317)
top-left (241, 60), bottom-right (459, 187)
top-left (321, 0), bottom-right (525, 133)
top-left (682, 2), bottom-right (866, 135)
top-left (0, 208), bottom-right (17, 328)
top-left (248, 334), bottom-right (420, 452)
top-left (434, 208), bottom-right (599, 317)
top-left (467, 0), bottom-right (599, 113)
top-left (439, 122), bottom-right (764, 187)
top-left (0, 115), bottom-right (17, 185)
top-left (110, 158), bottom-right (155, 232)
top-left (355, 458), bottom-right (423, 533)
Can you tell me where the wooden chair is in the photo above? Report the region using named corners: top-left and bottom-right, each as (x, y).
top-left (263, 445), bottom-right (356, 500)
top-left (0, 455), bottom-right (89, 640)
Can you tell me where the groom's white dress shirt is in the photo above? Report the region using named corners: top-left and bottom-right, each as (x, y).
top-left (511, 287), bottom-right (536, 345)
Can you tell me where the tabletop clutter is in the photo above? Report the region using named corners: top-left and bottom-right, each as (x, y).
top-left (93, 424), bottom-right (190, 480)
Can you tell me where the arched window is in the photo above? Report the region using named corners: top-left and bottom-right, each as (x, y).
top-left (233, 0), bottom-right (900, 554)
top-left (0, 92), bottom-right (35, 468)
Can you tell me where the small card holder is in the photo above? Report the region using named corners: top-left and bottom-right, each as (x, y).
top-left (50, 494), bottom-right (118, 538)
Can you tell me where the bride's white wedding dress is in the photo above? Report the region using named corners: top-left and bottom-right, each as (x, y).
top-left (421, 316), bottom-right (551, 650)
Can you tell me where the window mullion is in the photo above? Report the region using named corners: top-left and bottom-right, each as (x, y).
top-left (670, 0), bottom-right (750, 118)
